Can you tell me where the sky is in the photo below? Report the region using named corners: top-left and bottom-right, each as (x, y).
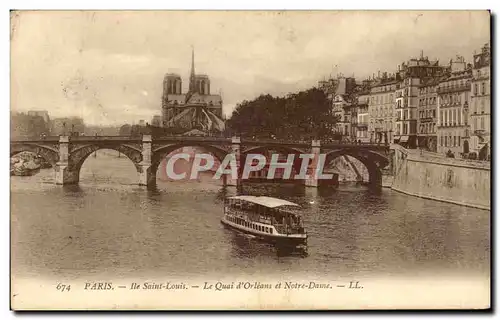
top-left (10, 10), bottom-right (490, 126)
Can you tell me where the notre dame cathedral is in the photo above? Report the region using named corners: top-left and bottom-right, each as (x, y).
top-left (161, 49), bottom-right (226, 134)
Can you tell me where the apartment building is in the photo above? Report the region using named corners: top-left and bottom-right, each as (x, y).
top-left (470, 43), bottom-right (491, 158)
top-left (436, 56), bottom-right (472, 156)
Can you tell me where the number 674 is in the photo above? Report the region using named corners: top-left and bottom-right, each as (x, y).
top-left (56, 283), bottom-right (71, 292)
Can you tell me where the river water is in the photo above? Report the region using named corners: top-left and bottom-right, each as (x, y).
top-left (11, 153), bottom-right (490, 284)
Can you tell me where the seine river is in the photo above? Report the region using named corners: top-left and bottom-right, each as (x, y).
top-left (11, 152), bottom-right (490, 283)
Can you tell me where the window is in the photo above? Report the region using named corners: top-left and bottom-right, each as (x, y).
top-left (481, 117), bottom-right (485, 129)
top-left (453, 136), bottom-right (456, 147)
top-left (458, 136), bottom-right (461, 146)
top-left (441, 136), bottom-right (444, 146)
top-left (474, 84), bottom-right (478, 95)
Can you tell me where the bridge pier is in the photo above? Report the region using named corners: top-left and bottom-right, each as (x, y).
top-left (54, 136), bottom-right (79, 185)
top-left (137, 135), bottom-right (154, 188)
top-left (223, 137), bottom-right (242, 188)
top-left (305, 140), bottom-right (320, 188)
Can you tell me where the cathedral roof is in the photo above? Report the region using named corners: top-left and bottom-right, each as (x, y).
top-left (165, 93), bottom-right (222, 106)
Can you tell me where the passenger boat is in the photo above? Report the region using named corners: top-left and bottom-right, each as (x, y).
top-left (221, 195), bottom-right (307, 249)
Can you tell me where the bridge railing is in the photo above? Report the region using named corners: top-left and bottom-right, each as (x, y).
top-left (68, 135), bottom-right (142, 142)
top-left (11, 136), bottom-right (60, 142)
top-left (11, 134), bottom-right (388, 147)
top-left (153, 135), bottom-right (231, 142)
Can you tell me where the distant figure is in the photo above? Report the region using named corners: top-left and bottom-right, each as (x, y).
top-left (358, 139), bottom-right (361, 144)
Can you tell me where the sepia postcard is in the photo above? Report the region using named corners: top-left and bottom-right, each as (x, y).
top-left (10, 10), bottom-right (491, 310)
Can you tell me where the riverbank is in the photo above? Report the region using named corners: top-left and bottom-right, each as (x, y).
top-left (10, 152), bottom-right (51, 176)
top-left (389, 144), bottom-right (490, 211)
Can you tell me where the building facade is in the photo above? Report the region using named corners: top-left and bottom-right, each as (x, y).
top-left (11, 112), bottom-right (50, 138)
top-left (417, 78), bottom-right (440, 152)
top-left (470, 43), bottom-right (490, 158)
top-left (27, 110), bottom-right (50, 124)
top-left (355, 89), bottom-right (370, 142)
top-left (161, 50), bottom-right (225, 133)
top-left (436, 56), bottom-right (472, 156)
top-left (151, 115), bottom-right (162, 127)
top-left (369, 74), bottom-right (399, 144)
top-left (325, 76), bottom-right (358, 139)
top-left (331, 94), bottom-right (353, 136)
top-left (50, 117), bottom-right (85, 136)
top-left (395, 54), bottom-right (448, 148)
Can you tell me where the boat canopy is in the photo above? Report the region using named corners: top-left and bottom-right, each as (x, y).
top-left (226, 195), bottom-right (299, 209)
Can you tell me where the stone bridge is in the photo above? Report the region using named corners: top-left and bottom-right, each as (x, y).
top-left (10, 135), bottom-right (392, 189)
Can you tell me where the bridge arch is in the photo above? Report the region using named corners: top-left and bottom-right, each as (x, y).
top-left (323, 148), bottom-right (390, 185)
top-left (149, 143), bottom-right (229, 186)
top-left (68, 144), bottom-right (143, 182)
top-left (10, 143), bottom-right (60, 166)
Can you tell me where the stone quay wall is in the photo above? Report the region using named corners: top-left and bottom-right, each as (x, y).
top-left (390, 144), bottom-right (490, 210)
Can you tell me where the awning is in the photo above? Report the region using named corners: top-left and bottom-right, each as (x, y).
top-left (400, 136), bottom-right (409, 142)
top-left (227, 195), bottom-right (299, 208)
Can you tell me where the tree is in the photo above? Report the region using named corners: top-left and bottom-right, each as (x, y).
top-left (226, 88), bottom-right (337, 140)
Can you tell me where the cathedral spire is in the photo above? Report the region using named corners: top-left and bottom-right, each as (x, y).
top-left (189, 46), bottom-right (195, 93)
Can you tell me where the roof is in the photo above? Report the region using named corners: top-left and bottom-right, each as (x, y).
top-left (165, 93), bottom-right (222, 106)
top-left (227, 195), bottom-right (299, 208)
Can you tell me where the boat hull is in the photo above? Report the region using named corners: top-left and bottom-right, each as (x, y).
top-left (221, 218), bottom-right (307, 248)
